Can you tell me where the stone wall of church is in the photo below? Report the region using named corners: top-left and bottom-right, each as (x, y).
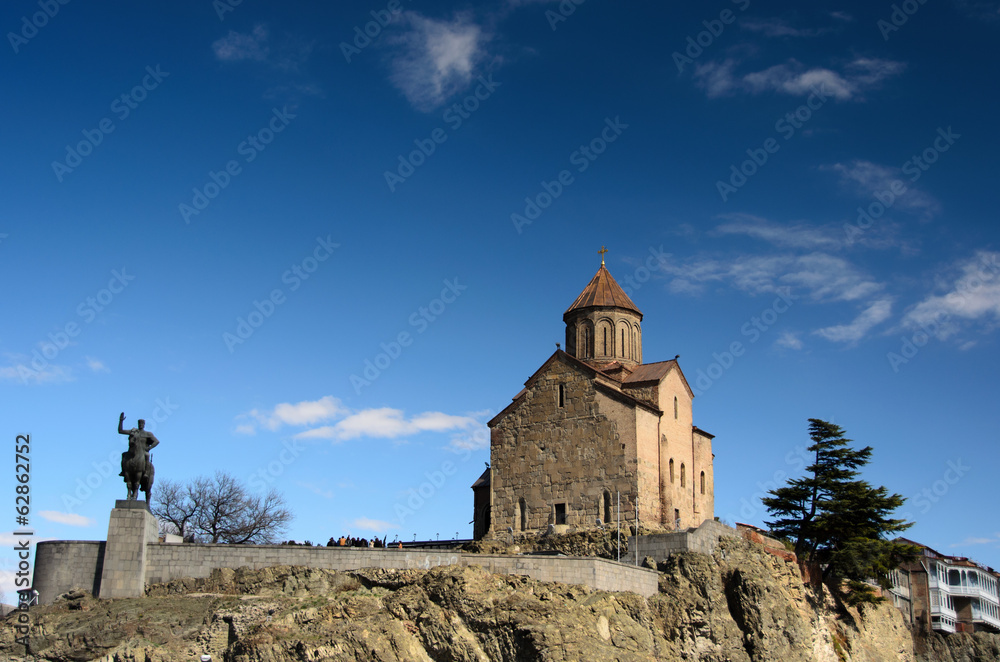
top-left (693, 428), bottom-right (714, 521)
top-left (489, 358), bottom-right (639, 537)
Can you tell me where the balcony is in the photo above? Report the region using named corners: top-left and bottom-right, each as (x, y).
top-left (971, 607), bottom-right (1000, 632)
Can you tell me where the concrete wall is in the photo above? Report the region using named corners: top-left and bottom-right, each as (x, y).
top-left (145, 544), bottom-right (660, 597)
top-left (34, 541), bottom-right (105, 605)
top-left (625, 519), bottom-right (738, 563)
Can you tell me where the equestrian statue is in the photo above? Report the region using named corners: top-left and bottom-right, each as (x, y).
top-left (117, 412), bottom-right (159, 501)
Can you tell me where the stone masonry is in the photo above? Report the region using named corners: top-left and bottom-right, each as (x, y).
top-left (97, 500), bottom-right (159, 599)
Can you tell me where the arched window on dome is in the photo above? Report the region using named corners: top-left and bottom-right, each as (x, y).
top-left (669, 459), bottom-right (674, 484)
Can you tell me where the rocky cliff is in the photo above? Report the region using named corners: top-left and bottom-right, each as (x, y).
top-left (4, 536), bottom-right (997, 661)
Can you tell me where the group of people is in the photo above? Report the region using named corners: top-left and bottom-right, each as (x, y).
top-left (327, 535), bottom-right (401, 549)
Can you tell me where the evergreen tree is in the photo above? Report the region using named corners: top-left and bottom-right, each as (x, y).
top-left (763, 419), bottom-right (916, 608)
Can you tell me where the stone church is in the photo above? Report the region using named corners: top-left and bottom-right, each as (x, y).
top-left (472, 254), bottom-right (715, 540)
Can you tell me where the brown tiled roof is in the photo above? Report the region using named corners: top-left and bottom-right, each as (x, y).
top-left (564, 266), bottom-right (642, 317)
top-left (622, 360), bottom-right (676, 384)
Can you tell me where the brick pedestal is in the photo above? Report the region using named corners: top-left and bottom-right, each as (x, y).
top-left (98, 500), bottom-right (159, 599)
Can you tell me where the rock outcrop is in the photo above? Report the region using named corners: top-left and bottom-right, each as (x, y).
top-left (3, 536), bottom-right (996, 661)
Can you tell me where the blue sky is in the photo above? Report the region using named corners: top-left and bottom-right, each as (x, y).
top-left (4, 0), bottom-right (1000, 596)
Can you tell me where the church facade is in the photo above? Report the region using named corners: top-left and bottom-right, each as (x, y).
top-left (473, 257), bottom-right (715, 539)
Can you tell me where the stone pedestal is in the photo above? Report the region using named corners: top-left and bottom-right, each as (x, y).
top-left (98, 500), bottom-right (159, 599)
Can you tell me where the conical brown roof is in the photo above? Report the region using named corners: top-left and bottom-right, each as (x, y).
top-left (564, 265), bottom-right (642, 317)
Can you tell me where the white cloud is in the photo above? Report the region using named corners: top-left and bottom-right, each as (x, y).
top-left (0, 356), bottom-right (74, 385)
top-left (741, 18), bottom-right (827, 38)
top-left (236, 395), bottom-right (345, 434)
top-left (694, 57), bottom-right (904, 100)
top-left (814, 298), bottom-right (893, 343)
top-left (950, 534), bottom-right (1000, 547)
top-left (902, 252), bottom-right (1000, 339)
top-left (775, 331), bottom-right (804, 350)
top-left (715, 213), bottom-right (840, 249)
top-left (213, 24), bottom-right (270, 62)
top-left (387, 12), bottom-right (489, 111)
top-left (85, 356), bottom-right (109, 373)
top-left (351, 517), bottom-right (399, 534)
top-left (664, 252), bottom-right (882, 303)
top-left (39, 511), bottom-right (94, 527)
top-left (829, 160), bottom-right (939, 219)
top-left (296, 407), bottom-right (480, 442)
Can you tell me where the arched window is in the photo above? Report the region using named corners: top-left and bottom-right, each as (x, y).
top-left (603, 328), bottom-right (608, 355)
top-left (669, 459), bottom-right (675, 484)
top-left (603, 491), bottom-right (612, 525)
top-left (518, 498), bottom-right (527, 531)
top-left (700, 471), bottom-right (706, 495)
top-left (680, 463), bottom-right (686, 488)
top-left (673, 397), bottom-right (678, 420)
top-left (621, 328), bottom-right (626, 358)
top-left (558, 384), bottom-right (565, 408)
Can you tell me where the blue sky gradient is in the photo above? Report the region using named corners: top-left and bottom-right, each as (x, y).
top-left (4, 0), bottom-right (1000, 596)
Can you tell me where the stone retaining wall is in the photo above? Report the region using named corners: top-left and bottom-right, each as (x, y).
top-left (624, 519), bottom-right (739, 563)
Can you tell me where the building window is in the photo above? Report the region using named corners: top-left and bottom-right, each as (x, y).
top-left (558, 384), bottom-right (565, 408)
top-left (621, 328), bottom-right (626, 358)
top-left (518, 498), bottom-right (527, 531)
top-left (674, 397), bottom-right (678, 419)
top-left (700, 471), bottom-right (705, 495)
top-left (554, 503), bottom-right (567, 525)
top-left (680, 463), bottom-right (686, 487)
top-left (669, 459), bottom-right (674, 483)
top-left (603, 491), bottom-right (612, 525)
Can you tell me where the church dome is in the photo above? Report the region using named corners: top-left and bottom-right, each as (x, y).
top-left (564, 254), bottom-right (643, 367)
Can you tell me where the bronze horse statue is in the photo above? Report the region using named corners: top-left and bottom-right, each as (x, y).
top-left (118, 412), bottom-right (159, 501)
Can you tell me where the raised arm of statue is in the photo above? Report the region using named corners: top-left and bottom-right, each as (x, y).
top-left (118, 412), bottom-right (128, 435)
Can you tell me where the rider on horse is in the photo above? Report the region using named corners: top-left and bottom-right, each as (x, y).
top-left (118, 412), bottom-right (159, 500)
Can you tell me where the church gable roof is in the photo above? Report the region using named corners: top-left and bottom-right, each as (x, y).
top-left (621, 358), bottom-right (695, 398)
top-left (564, 265), bottom-right (642, 318)
top-left (488, 350), bottom-right (659, 428)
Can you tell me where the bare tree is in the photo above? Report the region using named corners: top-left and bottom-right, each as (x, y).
top-left (152, 471), bottom-right (292, 544)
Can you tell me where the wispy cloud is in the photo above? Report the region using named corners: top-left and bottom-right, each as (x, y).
top-left (351, 517), bottom-right (399, 534)
top-left (741, 18), bottom-right (829, 38)
top-left (694, 57), bottom-right (904, 100)
top-left (814, 298), bottom-right (893, 343)
top-left (829, 160), bottom-right (940, 220)
top-left (663, 252), bottom-right (882, 302)
top-left (296, 481), bottom-right (334, 499)
top-left (775, 331), bottom-right (804, 350)
top-left (902, 251), bottom-right (1000, 340)
top-left (0, 355), bottom-right (74, 385)
top-left (40, 511), bottom-right (94, 527)
top-left (213, 24), bottom-right (270, 62)
top-left (85, 356), bottom-right (109, 373)
top-left (950, 533), bottom-right (1000, 547)
top-left (387, 12), bottom-right (490, 111)
top-left (715, 213), bottom-right (841, 250)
